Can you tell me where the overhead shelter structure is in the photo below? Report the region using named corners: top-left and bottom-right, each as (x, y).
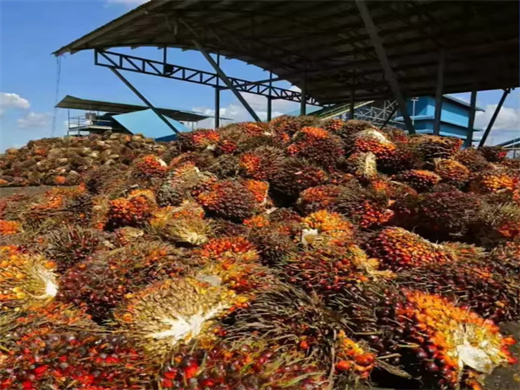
top-left (54, 0), bottom-right (519, 139)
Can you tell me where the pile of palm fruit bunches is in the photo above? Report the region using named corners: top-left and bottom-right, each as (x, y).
top-left (0, 116), bottom-right (519, 390)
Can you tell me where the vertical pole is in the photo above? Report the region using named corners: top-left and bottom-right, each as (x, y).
top-left (379, 103), bottom-right (398, 129)
top-left (67, 109), bottom-right (70, 135)
top-left (267, 71), bottom-right (273, 122)
top-left (355, 0), bottom-right (415, 134)
top-left (349, 89), bottom-right (355, 119)
top-left (465, 89), bottom-right (477, 148)
top-left (433, 50), bottom-right (445, 135)
top-left (215, 52), bottom-right (220, 128)
top-left (163, 47), bottom-right (167, 64)
top-left (300, 72), bottom-right (307, 116)
top-left (478, 88), bottom-right (510, 148)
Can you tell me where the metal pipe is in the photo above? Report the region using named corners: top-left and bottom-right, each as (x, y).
top-left (478, 88), bottom-right (510, 148)
top-left (433, 50), bottom-right (445, 135)
top-left (355, 0), bottom-right (415, 134)
top-left (215, 52), bottom-right (220, 128)
top-left (464, 89), bottom-right (477, 148)
top-left (109, 68), bottom-right (179, 134)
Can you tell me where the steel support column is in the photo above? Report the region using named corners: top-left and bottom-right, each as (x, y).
top-left (379, 103), bottom-right (398, 129)
top-left (433, 50), bottom-right (445, 135)
top-left (464, 89), bottom-right (477, 148)
top-left (349, 89), bottom-right (355, 119)
top-left (355, 0), bottom-right (415, 134)
top-left (109, 68), bottom-right (179, 134)
top-left (215, 53), bottom-right (220, 129)
top-left (479, 88), bottom-right (510, 148)
top-left (300, 73), bottom-right (307, 116)
top-left (267, 71), bottom-right (273, 122)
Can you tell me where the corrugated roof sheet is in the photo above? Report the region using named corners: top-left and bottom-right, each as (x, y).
top-left (112, 109), bottom-right (192, 140)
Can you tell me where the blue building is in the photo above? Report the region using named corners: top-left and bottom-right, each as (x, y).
top-left (395, 95), bottom-right (485, 140)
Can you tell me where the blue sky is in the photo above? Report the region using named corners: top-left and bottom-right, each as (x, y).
top-left (1, 0), bottom-right (519, 152)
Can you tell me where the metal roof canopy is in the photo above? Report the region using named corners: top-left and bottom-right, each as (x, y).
top-left (56, 95), bottom-right (211, 122)
top-left (55, 0), bottom-right (519, 104)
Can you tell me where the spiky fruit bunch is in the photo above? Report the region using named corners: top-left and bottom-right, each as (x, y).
top-left (179, 129), bottom-right (220, 151)
top-left (472, 201), bottom-right (520, 246)
top-left (0, 249), bottom-right (58, 311)
top-left (283, 243), bottom-right (386, 294)
top-left (321, 118), bottom-right (345, 132)
top-left (157, 161), bottom-right (216, 207)
top-left (339, 119), bottom-right (377, 139)
top-left (300, 210), bottom-right (355, 246)
top-left (480, 146), bottom-right (508, 162)
top-left (39, 225), bottom-right (107, 273)
top-left (409, 135), bottom-right (463, 160)
top-left (195, 179), bottom-right (256, 222)
top-left (0, 220), bottom-right (22, 235)
top-left (84, 163), bottom-right (128, 195)
top-left (365, 227), bottom-right (454, 270)
top-left (249, 227), bottom-right (298, 266)
top-left (270, 115), bottom-right (321, 141)
top-left (394, 169), bottom-right (441, 191)
top-left (335, 330), bottom-right (376, 380)
top-left (196, 237), bottom-right (270, 294)
top-left (344, 152), bottom-right (377, 180)
top-left (489, 240), bottom-right (520, 275)
top-left (160, 341), bottom-right (328, 390)
top-left (376, 145), bottom-right (418, 174)
top-left (238, 121), bottom-right (270, 137)
top-left (131, 153), bottom-right (168, 179)
top-left (415, 191), bottom-right (481, 241)
top-left (270, 158), bottom-right (329, 199)
top-left (351, 129), bottom-right (397, 159)
top-left (115, 277), bottom-right (237, 355)
top-left (286, 126), bottom-right (345, 168)
top-left (382, 126), bottom-right (409, 143)
top-left (242, 179), bottom-right (270, 206)
top-left (396, 261), bottom-right (519, 322)
top-left (394, 290), bottom-right (515, 389)
top-left (149, 203), bottom-right (211, 245)
top-left (239, 146), bottom-right (284, 180)
top-left (105, 189), bottom-right (157, 229)
top-left (434, 158), bottom-right (471, 187)
top-left (297, 184), bottom-right (345, 214)
top-left (469, 170), bottom-right (518, 194)
top-left (0, 304), bottom-right (151, 390)
top-left (454, 148), bottom-right (490, 171)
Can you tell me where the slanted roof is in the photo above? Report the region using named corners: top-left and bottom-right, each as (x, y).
top-left (56, 95), bottom-right (210, 122)
top-left (443, 95), bottom-right (484, 112)
top-left (54, 1), bottom-right (519, 104)
top-left (112, 109), bottom-right (191, 139)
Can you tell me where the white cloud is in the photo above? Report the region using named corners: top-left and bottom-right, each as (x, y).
top-left (0, 92), bottom-right (30, 117)
top-left (17, 112), bottom-right (52, 129)
top-left (106, 0), bottom-right (148, 6)
top-left (476, 104), bottom-right (520, 131)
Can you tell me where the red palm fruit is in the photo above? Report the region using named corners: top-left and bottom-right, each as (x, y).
top-left (471, 201), bottom-right (520, 247)
top-left (300, 210), bottom-right (355, 246)
top-left (468, 170), bottom-right (518, 194)
top-left (286, 127), bottom-right (345, 169)
top-left (321, 118), bottom-right (345, 133)
top-left (105, 189), bottom-right (156, 229)
top-left (454, 148), bottom-right (490, 171)
top-left (160, 341), bottom-right (329, 390)
top-left (239, 146), bottom-right (284, 181)
top-left (0, 220), bottom-right (22, 236)
top-left (377, 145), bottom-right (418, 174)
top-left (489, 240), bottom-right (520, 275)
top-left (131, 154), bottom-right (168, 179)
top-left (178, 129), bottom-right (220, 151)
top-left (393, 169), bottom-right (441, 191)
top-left (270, 158), bottom-right (328, 199)
top-left (382, 126), bottom-right (409, 143)
top-left (350, 129), bottom-right (397, 160)
top-left (409, 135), bottom-right (463, 160)
top-left (365, 227), bottom-right (454, 271)
top-left (270, 115), bottom-right (321, 140)
top-left (335, 330), bottom-right (376, 380)
top-left (297, 185), bottom-right (345, 214)
top-left (195, 179), bottom-right (257, 222)
top-left (414, 191), bottom-right (481, 241)
top-left (242, 179), bottom-right (270, 206)
top-left (480, 146), bottom-right (508, 162)
top-left (433, 158), bottom-right (471, 187)
top-left (337, 119), bottom-right (377, 141)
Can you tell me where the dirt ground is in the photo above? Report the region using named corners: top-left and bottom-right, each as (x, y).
top-left (1, 186), bottom-right (519, 390)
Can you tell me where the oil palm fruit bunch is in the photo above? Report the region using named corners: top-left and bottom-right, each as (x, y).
top-left (159, 340), bottom-right (329, 390)
top-left (382, 126), bottom-right (409, 143)
top-left (488, 240), bottom-right (520, 275)
top-left (270, 115), bottom-right (320, 142)
top-left (414, 190), bottom-right (481, 241)
top-left (286, 126), bottom-right (345, 169)
top-left (349, 128), bottom-right (397, 160)
top-left (343, 152), bottom-right (378, 181)
top-left (105, 189), bottom-right (157, 230)
top-left (84, 162), bottom-right (128, 195)
top-left (364, 227), bottom-right (454, 271)
top-left (157, 161), bottom-right (216, 207)
top-left (434, 158), bottom-right (471, 187)
top-left (480, 146), bottom-right (508, 162)
top-left (239, 146), bottom-right (284, 180)
top-left (195, 179), bottom-right (257, 222)
top-left (37, 225), bottom-right (108, 274)
top-left (216, 122), bottom-right (272, 154)
top-left (393, 169), bottom-right (442, 192)
top-left (396, 259), bottom-right (519, 322)
top-left (114, 277), bottom-right (238, 355)
top-left (337, 119), bottom-right (377, 141)
top-left (321, 118), bottom-right (345, 133)
top-left (0, 220), bottom-right (22, 236)
top-left (409, 135), bottom-right (463, 160)
top-left (131, 153), bottom-right (168, 179)
top-left (178, 128), bottom-right (221, 151)
top-left (0, 247), bottom-right (58, 311)
top-left (471, 201), bottom-right (520, 246)
top-left (468, 169), bottom-right (518, 194)
top-left (242, 178), bottom-right (271, 210)
top-left (0, 303), bottom-right (152, 390)
top-left (454, 148), bottom-right (490, 171)
top-left (149, 201), bottom-right (211, 245)
top-left (376, 145), bottom-right (418, 174)
top-left (270, 157), bottom-right (328, 199)
top-left (299, 209), bottom-right (355, 246)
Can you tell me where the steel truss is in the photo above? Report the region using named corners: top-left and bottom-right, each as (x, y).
top-left (339, 100), bottom-right (402, 128)
top-left (95, 50), bottom-right (319, 106)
